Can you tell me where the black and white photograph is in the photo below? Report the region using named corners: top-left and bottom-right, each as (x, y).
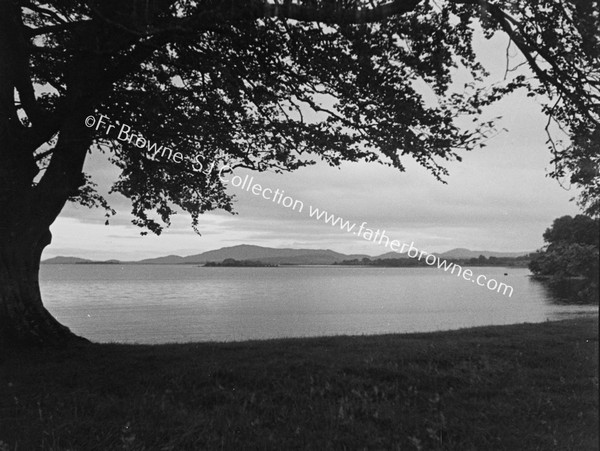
top-left (1, 0), bottom-right (599, 449)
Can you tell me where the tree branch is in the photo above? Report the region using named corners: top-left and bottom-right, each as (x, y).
top-left (24, 20), bottom-right (93, 37)
top-left (0, 2), bottom-right (49, 127)
top-left (22, 2), bottom-right (71, 25)
top-left (258, 0), bottom-right (422, 24)
top-left (487, 3), bottom-right (599, 126)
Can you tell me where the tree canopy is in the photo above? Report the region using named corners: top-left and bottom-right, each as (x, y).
top-left (1, 0), bottom-right (599, 344)
top-left (529, 215), bottom-right (600, 302)
top-left (3, 0), bottom-right (598, 235)
top-left (542, 215), bottom-right (599, 249)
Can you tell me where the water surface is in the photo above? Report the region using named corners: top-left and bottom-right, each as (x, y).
top-left (40, 265), bottom-right (598, 343)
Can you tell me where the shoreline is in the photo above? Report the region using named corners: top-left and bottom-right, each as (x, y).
top-left (36, 309), bottom-right (598, 346)
top-left (83, 311), bottom-right (600, 346)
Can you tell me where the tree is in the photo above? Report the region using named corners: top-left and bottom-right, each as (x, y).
top-left (529, 215), bottom-right (600, 301)
top-left (550, 127), bottom-right (600, 219)
top-left (541, 215), bottom-right (599, 249)
top-left (1, 0), bottom-right (598, 346)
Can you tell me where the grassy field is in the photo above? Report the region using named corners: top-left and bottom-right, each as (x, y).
top-left (0, 317), bottom-right (598, 450)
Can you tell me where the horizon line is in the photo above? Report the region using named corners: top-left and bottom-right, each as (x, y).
top-left (42, 243), bottom-right (534, 263)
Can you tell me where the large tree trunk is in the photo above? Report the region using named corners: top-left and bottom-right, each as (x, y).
top-left (0, 116), bottom-right (92, 347)
top-left (0, 227), bottom-right (88, 347)
top-left (1, 2), bottom-right (116, 348)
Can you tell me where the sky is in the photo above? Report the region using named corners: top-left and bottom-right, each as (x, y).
top-left (42, 31), bottom-right (582, 261)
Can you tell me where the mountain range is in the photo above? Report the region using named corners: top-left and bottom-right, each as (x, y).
top-left (42, 245), bottom-right (530, 266)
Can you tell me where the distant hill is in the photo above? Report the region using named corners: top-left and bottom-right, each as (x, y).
top-left (43, 245), bottom-right (530, 265)
top-left (137, 254), bottom-right (187, 264)
top-left (140, 245), bottom-right (370, 265)
top-left (373, 251), bottom-right (408, 260)
top-left (436, 248), bottom-right (529, 259)
top-left (42, 256), bottom-right (94, 264)
top-left (42, 256), bottom-right (123, 264)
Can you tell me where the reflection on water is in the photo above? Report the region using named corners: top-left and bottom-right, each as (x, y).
top-left (40, 265), bottom-right (599, 344)
top-left (530, 277), bottom-right (600, 305)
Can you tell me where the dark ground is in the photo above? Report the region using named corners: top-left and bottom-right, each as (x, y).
top-left (0, 316), bottom-right (598, 450)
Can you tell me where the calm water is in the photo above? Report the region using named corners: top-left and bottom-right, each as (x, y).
top-left (40, 265), bottom-right (598, 344)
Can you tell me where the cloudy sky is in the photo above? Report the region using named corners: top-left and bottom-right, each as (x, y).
top-left (42, 32), bottom-right (581, 261)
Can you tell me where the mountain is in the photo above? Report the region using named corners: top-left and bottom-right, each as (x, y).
top-left (137, 254), bottom-right (187, 264)
top-left (43, 245), bottom-right (531, 265)
top-left (42, 256), bottom-right (123, 264)
top-left (42, 256), bottom-right (94, 264)
top-left (372, 251), bottom-right (408, 260)
top-left (139, 245), bottom-right (370, 265)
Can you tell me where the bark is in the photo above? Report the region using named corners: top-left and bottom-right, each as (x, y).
top-left (1, 2), bottom-right (120, 348)
top-left (0, 125), bottom-right (93, 347)
top-left (0, 228), bottom-right (88, 347)
top-left (0, 118), bottom-right (91, 348)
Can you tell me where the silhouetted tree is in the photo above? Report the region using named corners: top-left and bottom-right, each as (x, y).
top-left (542, 215), bottom-right (599, 249)
top-left (529, 215), bottom-right (600, 301)
top-left (1, 0), bottom-right (598, 345)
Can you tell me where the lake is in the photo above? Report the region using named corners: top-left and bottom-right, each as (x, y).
top-left (40, 265), bottom-right (598, 344)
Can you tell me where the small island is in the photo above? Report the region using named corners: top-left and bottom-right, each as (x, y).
top-left (204, 258), bottom-right (279, 267)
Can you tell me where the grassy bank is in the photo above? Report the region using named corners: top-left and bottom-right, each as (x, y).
top-left (1, 317), bottom-right (598, 450)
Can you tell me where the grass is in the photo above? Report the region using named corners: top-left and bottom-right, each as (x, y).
top-left (0, 317), bottom-right (598, 450)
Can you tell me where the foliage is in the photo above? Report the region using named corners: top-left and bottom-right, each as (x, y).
top-left (542, 214), bottom-right (600, 248)
top-left (5, 0), bottom-right (598, 235)
top-left (529, 215), bottom-right (600, 302)
top-left (477, 1), bottom-right (600, 218)
top-left (550, 127), bottom-right (600, 218)
top-left (529, 242), bottom-right (599, 282)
